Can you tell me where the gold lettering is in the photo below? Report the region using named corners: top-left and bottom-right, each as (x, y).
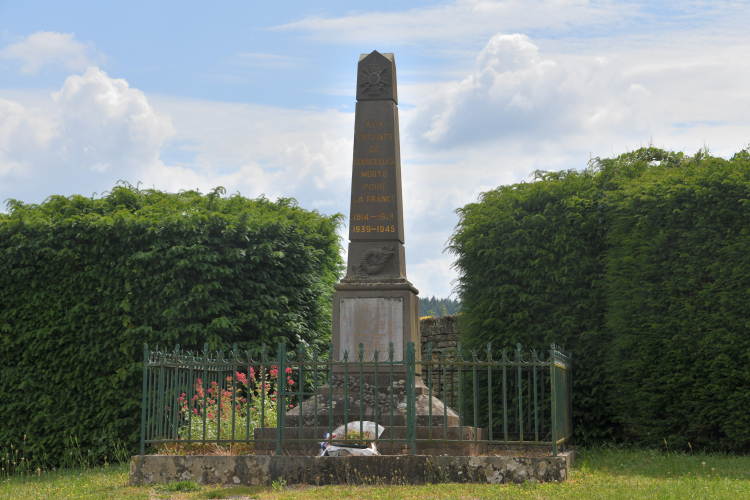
top-left (359, 170), bottom-right (390, 178)
top-left (355, 133), bottom-right (393, 141)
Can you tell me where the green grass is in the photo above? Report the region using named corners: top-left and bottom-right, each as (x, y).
top-left (1, 447), bottom-right (748, 499)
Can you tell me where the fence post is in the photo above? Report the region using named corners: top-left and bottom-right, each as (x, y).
top-left (140, 344), bottom-right (148, 456)
top-left (406, 342), bottom-right (416, 455)
top-left (550, 343), bottom-right (557, 457)
top-left (276, 343), bottom-right (286, 455)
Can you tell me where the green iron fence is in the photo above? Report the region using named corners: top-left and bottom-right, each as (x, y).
top-left (140, 341), bottom-right (572, 457)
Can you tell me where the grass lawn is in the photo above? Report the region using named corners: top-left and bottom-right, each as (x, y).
top-left (1, 447), bottom-right (749, 499)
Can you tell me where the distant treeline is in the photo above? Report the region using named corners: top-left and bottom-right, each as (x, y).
top-left (419, 296), bottom-right (461, 317)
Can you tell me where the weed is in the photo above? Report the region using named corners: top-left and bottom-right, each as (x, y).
top-left (157, 479), bottom-right (201, 492)
top-left (272, 477), bottom-right (287, 492)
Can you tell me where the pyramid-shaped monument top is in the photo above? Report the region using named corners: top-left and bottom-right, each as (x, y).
top-left (357, 51), bottom-right (397, 104)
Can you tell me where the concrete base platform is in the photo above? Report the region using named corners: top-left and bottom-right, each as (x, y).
top-left (129, 451), bottom-right (575, 486)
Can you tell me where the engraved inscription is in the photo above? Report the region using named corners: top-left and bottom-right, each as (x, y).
top-left (355, 133), bottom-right (393, 141)
top-left (352, 213), bottom-right (394, 221)
top-left (340, 298), bottom-right (403, 361)
top-left (353, 158), bottom-right (395, 166)
top-left (361, 171), bottom-right (388, 177)
top-left (349, 90), bottom-right (401, 240)
top-left (353, 225), bottom-right (395, 233)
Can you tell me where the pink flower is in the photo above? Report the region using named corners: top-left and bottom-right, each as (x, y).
top-left (209, 400), bottom-right (215, 405)
top-left (193, 409), bottom-right (198, 415)
top-left (287, 379), bottom-right (294, 386)
top-left (285, 367), bottom-right (292, 374)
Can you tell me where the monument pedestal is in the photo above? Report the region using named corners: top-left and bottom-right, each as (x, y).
top-left (273, 375), bottom-right (487, 456)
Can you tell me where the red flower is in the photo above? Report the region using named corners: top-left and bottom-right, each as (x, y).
top-left (285, 367), bottom-right (292, 374)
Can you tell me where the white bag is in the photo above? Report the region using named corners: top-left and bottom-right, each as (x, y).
top-left (318, 421), bottom-right (385, 457)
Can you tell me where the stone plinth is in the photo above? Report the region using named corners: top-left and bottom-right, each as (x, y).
top-left (129, 452), bottom-right (576, 486)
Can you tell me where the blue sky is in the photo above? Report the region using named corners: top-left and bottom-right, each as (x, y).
top-left (2, 1), bottom-right (750, 298)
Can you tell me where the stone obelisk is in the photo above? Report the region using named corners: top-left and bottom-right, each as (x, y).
top-left (332, 51), bottom-right (419, 366)
top-left (281, 54), bottom-right (474, 454)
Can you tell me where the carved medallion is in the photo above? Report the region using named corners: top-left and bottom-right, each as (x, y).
top-left (354, 246), bottom-right (395, 275)
top-left (359, 64), bottom-right (390, 96)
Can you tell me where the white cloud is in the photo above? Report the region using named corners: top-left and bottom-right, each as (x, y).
top-left (51, 67), bottom-right (174, 168)
top-left (275, 0), bottom-right (631, 47)
top-left (0, 98), bottom-right (59, 175)
top-left (404, 31), bottom-right (750, 161)
top-left (0, 67), bottom-right (173, 202)
top-left (0, 31), bottom-right (105, 75)
top-left (143, 95), bottom-right (354, 202)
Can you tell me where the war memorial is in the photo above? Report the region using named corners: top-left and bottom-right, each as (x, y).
top-left (129, 51), bottom-right (574, 486)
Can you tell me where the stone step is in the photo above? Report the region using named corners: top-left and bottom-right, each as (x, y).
top-left (252, 426), bottom-right (488, 456)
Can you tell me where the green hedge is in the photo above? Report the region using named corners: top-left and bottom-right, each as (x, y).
top-left (0, 185), bottom-right (343, 465)
top-left (448, 166), bottom-right (615, 442)
top-left (449, 147), bottom-right (750, 451)
top-left (605, 150), bottom-right (750, 451)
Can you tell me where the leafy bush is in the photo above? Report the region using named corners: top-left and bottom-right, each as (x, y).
top-left (449, 147), bottom-right (750, 451)
top-left (0, 184), bottom-right (343, 466)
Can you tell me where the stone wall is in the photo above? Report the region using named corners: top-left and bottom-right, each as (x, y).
top-left (420, 314), bottom-right (461, 358)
